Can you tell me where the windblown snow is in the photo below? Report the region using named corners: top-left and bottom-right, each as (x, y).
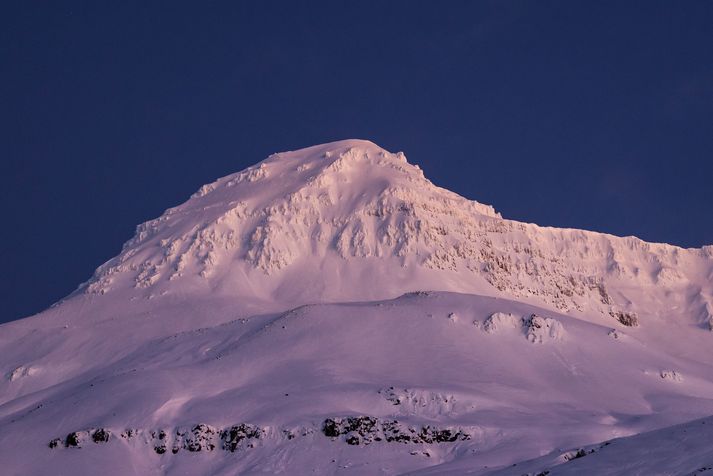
top-left (2, 139), bottom-right (713, 475)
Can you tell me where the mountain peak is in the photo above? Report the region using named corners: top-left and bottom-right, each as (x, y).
top-left (83, 140), bottom-right (499, 300)
top-left (81, 141), bottom-right (713, 329)
top-left (190, 139), bottom-right (425, 204)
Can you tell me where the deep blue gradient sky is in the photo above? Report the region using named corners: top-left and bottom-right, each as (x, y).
top-left (2, 2), bottom-right (712, 323)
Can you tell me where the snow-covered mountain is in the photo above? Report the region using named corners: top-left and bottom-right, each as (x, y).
top-left (2, 139), bottom-right (713, 475)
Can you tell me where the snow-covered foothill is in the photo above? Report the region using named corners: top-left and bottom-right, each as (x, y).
top-left (485, 415), bottom-right (713, 476)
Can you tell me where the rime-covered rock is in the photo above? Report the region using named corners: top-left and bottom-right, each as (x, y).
top-left (523, 314), bottom-right (566, 343)
top-left (660, 370), bottom-right (683, 382)
top-left (483, 312), bottom-right (519, 333)
top-left (611, 310), bottom-right (639, 327)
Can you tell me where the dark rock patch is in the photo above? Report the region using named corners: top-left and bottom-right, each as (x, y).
top-left (322, 416), bottom-right (470, 445)
top-left (121, 429), bottom-right (137, 439)
top-left (51, 422), bottom-right (262, 455)
top-left (184, 424), bottom-right (217, 452)
top-left (610, 310), bottom-right (639, 327)
top-left (221, 423), bottom-right (262, 452)
top-left (65, 431), bottom-right (82, 448)
top-left (92, 428), bottom-right (110, 443)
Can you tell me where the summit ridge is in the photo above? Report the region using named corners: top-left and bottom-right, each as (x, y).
top-left (83, 140), bottom-right (713, 329)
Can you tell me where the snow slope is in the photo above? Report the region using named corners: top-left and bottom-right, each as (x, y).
top-left (486, 414), bottom-right (713, 476)
top-left (1, 140), bottom-right (713, 475)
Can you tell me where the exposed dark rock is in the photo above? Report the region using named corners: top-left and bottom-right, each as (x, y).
top-left (610, 310), bottom-right (639, 327)
top-left (221, 423), bottom-right (261, 452)
top-left (49, 417), bottom-right (464, 457)
top-left (65, 432), bottom-right (82, 448)
top-left (410, 450), bottom-right (431, 457)
top-left (345, 416), bottom-right (378, 435)
top-left (322, 416), bottom-right (470, 445)
top-left (564, 448), bottom-right (592, 461)
top-left (184, 424), bottom-right (217, 452)
top-left (419, 426), bottom-right (463, 443)
top-left (378, 386), bottom-right (402, 405)
top-left (323, 418), bottom-right (340, 438)
top-left (92, 428), bottom-right (110, 443)
top-left (402, 291), bottom-right (432, 298)
top-left (383, 420), bottom-right (412, 443)
top-left (53, 423), bottom-right (261, 455)
top-left (594, 281), bottom-right (612, 305)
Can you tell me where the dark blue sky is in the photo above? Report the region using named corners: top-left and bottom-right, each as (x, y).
top-left (2, 1), bottom-right (712, 323)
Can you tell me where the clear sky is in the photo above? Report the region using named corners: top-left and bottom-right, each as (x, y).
top-left (2, 1), bottom-right (712, 324)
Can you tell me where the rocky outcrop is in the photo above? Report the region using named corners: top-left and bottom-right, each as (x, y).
top-left (377, 387), bottom-right (460, 417)
top-left (48, 429), bottom-right (111, 449)
top-left (660, 370), bottom-right (683, 382)
top-left (523, 314), bottom-right (566, 343)
top-left (483, 312), bottom-right (519, 333)
top-left (482, 312), bottom-right (565, 343)
top-left (221, 424), bottom-right (262, 452)
top-left (50, 424), bottom-right (261, 454)
top-left (50, 417), bottom-right (466, 455)
top-left (610, 310), bottom-right (639, 327)
top-left (321, 416), bottom-right (470, 446)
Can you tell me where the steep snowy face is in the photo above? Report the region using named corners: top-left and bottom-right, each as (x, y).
top-left (82, 139), bottom-right (713, 324)
top-left (83, 139), bottom-right (500, 300)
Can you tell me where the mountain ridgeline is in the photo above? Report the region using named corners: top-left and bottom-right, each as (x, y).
top-left (85, 139), bottom-right (713, 327)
